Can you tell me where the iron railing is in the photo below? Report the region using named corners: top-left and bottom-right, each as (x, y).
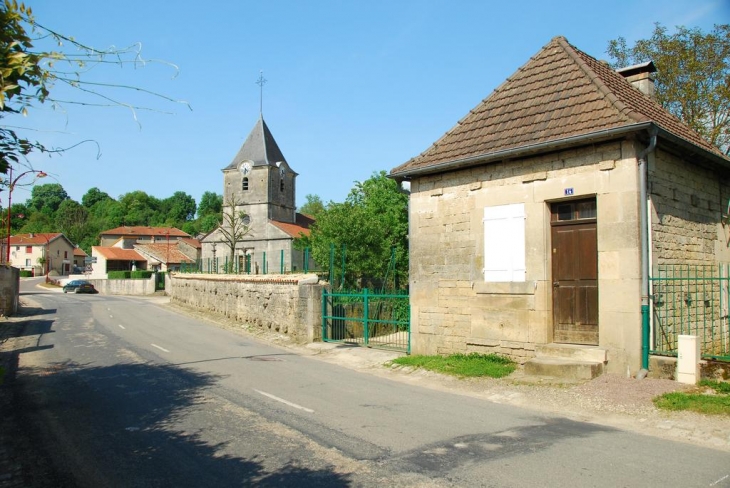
top-left (322, 288), bottom-right (410, 353)
top-left (179, 248), bottom-right (313, 275)
top-left (650, 264), bottom-right (730, 361)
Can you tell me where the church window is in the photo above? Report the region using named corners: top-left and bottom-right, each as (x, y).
top-left (280, 178), bottom-right (284, 192)
top-left (242, 177), bottom-right (249, 191)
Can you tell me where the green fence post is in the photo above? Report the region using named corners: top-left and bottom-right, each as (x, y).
top-left (281, 249), bottom-right (284, 274)
top-left (304, 248), bottom-right (309, 273)
top-left (322, 288), bottom-right (327, 341)
top-left (363, 288), bottom-right (369, 346)
top-left (341, 244), bottom-right (346, 289)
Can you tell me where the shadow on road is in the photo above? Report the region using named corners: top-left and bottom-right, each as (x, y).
top-left (5, 354), bottom-right (354, 487)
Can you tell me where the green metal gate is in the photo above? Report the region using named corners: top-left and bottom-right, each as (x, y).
top-left (650, 264), bottom-right (730, 361)
top-left (322, 288), bottom-right (410, 353)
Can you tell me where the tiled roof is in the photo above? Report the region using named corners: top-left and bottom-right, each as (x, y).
top-left (9, 233), bottom-right (63, 246)
top-left (270, 213), bottom-right (314, 238)
top-left (73, 248), bottom-right (88, 257)
top-left (223, 116), bottom-right (289, 170)
top-left (179, 237), bottom-right (202, 249)
top-left (93, 246), bottom-right (145, 261)
top-left (100, 226), bottom-right (190, 238)
top-left (392, 36), bottom-right (727, 176)
top-left (134, 243), bottom-right (195, 264)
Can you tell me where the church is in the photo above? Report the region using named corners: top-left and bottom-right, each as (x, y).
top-left (200, 115), bottom-right (314, 274)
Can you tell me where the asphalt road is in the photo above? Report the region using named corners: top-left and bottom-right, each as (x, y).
top-left (10, 278), bottom-right (730, 487)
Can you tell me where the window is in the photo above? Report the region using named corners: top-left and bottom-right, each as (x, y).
top-left (280, 178), bottom-right (285, 192)
top-left (242, 177), bottom-right (249, 191)
top-left (25, 259), bottom-right (31, 267)
top-left (483, 203), bottom-right (526, 282)
top-left (551, 199), bottom-right (596, 222)
top-left (25, 246), bottom-right (32, 253)
top-left (64, 251), bottom-right (68, 258)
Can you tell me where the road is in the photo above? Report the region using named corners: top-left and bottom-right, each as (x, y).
top-left (9, 278), bottom-right (730, 487)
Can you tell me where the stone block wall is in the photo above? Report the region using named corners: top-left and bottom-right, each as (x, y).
top-left (0, 265), bottom-right (19, 316)
top-left (650, 148), bottom-right (730, 264)
top-left (168, 273), bottom-right (323, 343)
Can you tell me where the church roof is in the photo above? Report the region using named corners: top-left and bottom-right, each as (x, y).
top-left (224, 115), bottom-right (288, 170)
top-left (392, 36), bottom-right (728, 177)
top-left (270, 213), bottom-right (314, 238)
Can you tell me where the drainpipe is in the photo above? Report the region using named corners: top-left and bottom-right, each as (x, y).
top-left (637, 127), bottom-right (657, 379)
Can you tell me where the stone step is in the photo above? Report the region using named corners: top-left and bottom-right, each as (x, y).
top-left (524, 357), bottom-right (603, 381)
top-left (535, 343), bottom-right (607, 363)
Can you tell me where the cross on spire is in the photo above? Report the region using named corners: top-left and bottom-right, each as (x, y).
top-left (256, 70), bottom-right (267, 115)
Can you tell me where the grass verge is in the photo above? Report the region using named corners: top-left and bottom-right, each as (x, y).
top-left (653, 380), bottom-right (730, 416)
top-left (390, 352), bottom-right (516, 378)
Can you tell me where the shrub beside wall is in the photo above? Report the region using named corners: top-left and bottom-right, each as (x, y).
top-left (108, 271), bottom-right (131, 279)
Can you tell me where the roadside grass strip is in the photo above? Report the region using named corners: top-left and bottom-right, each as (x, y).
top-left (653, 380), bottom-right (730, 416)
top-left (390, 352), bottom-right (516, 378)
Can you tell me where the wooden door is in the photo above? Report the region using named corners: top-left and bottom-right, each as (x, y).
top-left (551, 199), bottom-right (598, 345)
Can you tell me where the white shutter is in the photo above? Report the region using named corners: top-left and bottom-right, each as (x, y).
top-left (483, 203), bottom-right (526, 282)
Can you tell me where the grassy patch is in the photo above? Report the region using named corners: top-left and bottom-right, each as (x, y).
top-left (391, 353), bottom-right (516, 378)
top-left (653, 380), bottom-right (730, 416)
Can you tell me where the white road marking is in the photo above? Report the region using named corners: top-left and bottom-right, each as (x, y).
top-left (254, 389), bottom-right (314, 413)
top-left (711, 474), bottom-right (729, 486)
top-left (151, 344), bottom-right (170, 353)
top-left (118, 324), bottom-right (126, 330)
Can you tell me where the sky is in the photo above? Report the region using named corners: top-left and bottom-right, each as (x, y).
top-left (8, 0), bottom-right (729, 212)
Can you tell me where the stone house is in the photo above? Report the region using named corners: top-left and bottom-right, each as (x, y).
top-left (6, 233), bottom-right (77, 276)
top-left (201, 116), bottom-right (313, 273)
top-left (92, 226), bottom-right (199, 275)
top-left (390, 36), bottom-right (730, 377)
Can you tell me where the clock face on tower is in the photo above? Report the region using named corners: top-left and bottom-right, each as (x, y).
top-left (241, 162), bottom-right (252, 175)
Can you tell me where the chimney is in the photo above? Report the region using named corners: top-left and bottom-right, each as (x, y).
top-left (616, 61), bottom-right (657, 99)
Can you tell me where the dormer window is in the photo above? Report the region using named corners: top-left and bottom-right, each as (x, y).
top-left (242, 177), bottom-right (249, 191)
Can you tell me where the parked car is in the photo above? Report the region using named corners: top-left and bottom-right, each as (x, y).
top-left (63, 280), bottom-right (97, 294)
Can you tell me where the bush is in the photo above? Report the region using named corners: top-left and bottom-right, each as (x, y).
top-left (131, 270), bottom-right (153, 279)
top-left (19, 270), bottom-right (33, 277)
top-left (108, 271), bottom-right (131, 279)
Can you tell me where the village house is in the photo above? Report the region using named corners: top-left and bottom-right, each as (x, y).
top-left (5, 233), bottom-right (77, 276)
top-left (201, 116), bottom-right (314, 274)
top-left (91, 226), bottom-right (199, 276)
top-left (390, 36), bottom-right (730, 377)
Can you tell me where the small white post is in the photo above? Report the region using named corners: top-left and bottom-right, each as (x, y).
top-left (676, 335), bottom-right (701, 385)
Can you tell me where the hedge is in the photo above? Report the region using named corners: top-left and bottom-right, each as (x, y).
top-left (108, 270), bottom-right (155, 280)
top-left (19, 270), bottom-right (33, 277)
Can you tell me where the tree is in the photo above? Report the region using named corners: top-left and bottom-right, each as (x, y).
top-left (119, 191), bottom-right (161, 226)
top-left (217, 194), bottom-right (251, 271)
top-left (28, 183), bottom-right (68, 214)
top-left (607, 23), bottom-right (730, 154)
top-left (161, 191), bottom-right (196, 226)
top-left (55, 199), bottom-right (89, 244)
top-left (0, 1), bottom-right (188, 175)
top-left (197, 191), bottom-right (222, 217)
top-left (299, 171), bottom-right (409, 289)
top-left (81, 187), bottom-right (112, 208)
top-left (299, 194), bottom-right (325, 219)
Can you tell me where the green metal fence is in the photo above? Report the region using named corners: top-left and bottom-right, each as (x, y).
top-left (322, 288), bottom-right (410, 353)
top-left (650, 264), bottom-right (730, 361)
top-left (179, 247), bottom-right (313, 275)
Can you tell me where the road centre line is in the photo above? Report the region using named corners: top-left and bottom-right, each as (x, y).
top-left (254, 389), bottom-right (315, 413)
top-left (151, 344), bottom-right (170, 353)
top-left (118, 324), bottom-right (126, 330)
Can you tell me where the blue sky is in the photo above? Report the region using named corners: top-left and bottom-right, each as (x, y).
top-left (11, 0), bottom-right (729, 211)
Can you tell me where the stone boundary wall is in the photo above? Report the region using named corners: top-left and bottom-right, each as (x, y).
top-left (0, 266), bottom-right (19, 316)
top-left (66, 275), bottom-right (157, 295)
top-left (168, 273), bottom-right (323, 343)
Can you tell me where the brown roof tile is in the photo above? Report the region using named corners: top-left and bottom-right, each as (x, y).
top-left (93, 246), bottom-right (145, 261)
top-left (134, 243), bottom-right (195, 264)
top-left (9, 233), bottom-right (63, 246)
top-left (270, 213), bottom-right (314, 239)
top-left (100, 226), bottom-right (190, 238)
top-left (392, 36), bottom-right (727, 176)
